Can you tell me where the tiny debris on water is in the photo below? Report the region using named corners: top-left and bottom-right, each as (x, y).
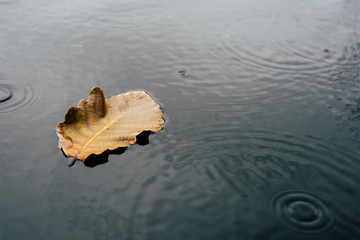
top-left (178, 70), bottom-right (190, 77)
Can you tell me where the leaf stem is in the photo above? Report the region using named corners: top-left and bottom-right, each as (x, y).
top-left (68, 157), bottom-right (77, 167)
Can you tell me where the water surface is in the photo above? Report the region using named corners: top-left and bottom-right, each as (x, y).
top-left (0, 0), bottom-right (359, 239)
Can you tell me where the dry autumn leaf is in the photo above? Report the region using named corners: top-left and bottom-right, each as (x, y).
top-left (56, 87), bottom-right (164, 162)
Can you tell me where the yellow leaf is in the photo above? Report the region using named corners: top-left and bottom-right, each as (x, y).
top-left (56, 87), bottom-right (164, 161)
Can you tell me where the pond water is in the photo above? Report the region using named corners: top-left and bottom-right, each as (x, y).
top-left (0, 0), bottom-right (359, 239)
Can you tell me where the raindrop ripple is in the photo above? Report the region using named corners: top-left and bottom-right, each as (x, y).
top-left (270, 189), bottom-right (334, 234)
top-left (0, 80), bottom-right (40, 117)
top-left (0, 87), bottom-right (12, 102)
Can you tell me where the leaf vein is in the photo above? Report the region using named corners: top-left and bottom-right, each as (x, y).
top-left (78, 110), bottom-right (128, 155)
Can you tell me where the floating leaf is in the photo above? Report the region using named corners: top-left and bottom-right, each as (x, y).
top-left (56, 87), bottom-right (164, 162)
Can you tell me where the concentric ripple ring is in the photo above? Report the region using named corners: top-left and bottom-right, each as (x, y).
top-left (0, 80), bottom-right (40, 117)
top-left (0, 87), bottom-right (12, 102)
top-left (270, 190), bottom-right (334, 234)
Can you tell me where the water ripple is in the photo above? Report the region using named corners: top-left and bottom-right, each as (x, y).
top-left (144, 123), bottom-right (360, 238)
top-left (184, 1), bottom-right (348, 87)
top-left (327, 42), bottom-right (360, 138)
top-left (0, 79), bottom-right (40, 117)
top-left (200, 28), bottom-right (341, 80)
top-left (270, 189), bottom-right (334, 234)
top-left (153, 117), bottom-right (360, 201)
top-left (0, 87), bottom-right (12, 102)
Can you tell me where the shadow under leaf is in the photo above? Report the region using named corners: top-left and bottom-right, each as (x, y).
top-left (83, 131), bottom-right (152, 168)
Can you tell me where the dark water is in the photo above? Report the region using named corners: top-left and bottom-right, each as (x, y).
top-left (1, 0), bottom-right (360, 239)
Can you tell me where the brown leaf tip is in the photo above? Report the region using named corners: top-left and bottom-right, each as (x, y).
top-left (87, 86), bottom-right (107, 118)
top-left (90, 86), bottom-right (102, 93)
